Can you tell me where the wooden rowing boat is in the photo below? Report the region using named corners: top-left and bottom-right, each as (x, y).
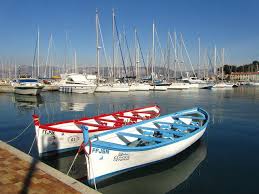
top-left (32, 105), bottom-right (160, 156)
top-left (80, 107), bottom-right (209, 186)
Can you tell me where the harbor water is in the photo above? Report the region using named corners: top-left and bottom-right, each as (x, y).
top-left (0, 87), bottom-right (259, 194)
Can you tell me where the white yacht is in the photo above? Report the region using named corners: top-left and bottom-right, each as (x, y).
top-left (95, 83), bottom-right (112, 93)
top-left (168, 82), bottom-right (190, 90)
top-left (13, 78), bottom-right (44, 95)
top-left (59, 73), bottom-right (97, 94)
top-left (111, 82), bottom-right (130, 92)
top-left (0, 80), bottom-right (14, 93)
top-left (213, 82), bottom-right (234, 88)
top-left (129, 82), bottom-right (150, 91)
top-left (149, 80), bottom-right (170, 91)
top-left (182, 77), bottom-right (213, 89)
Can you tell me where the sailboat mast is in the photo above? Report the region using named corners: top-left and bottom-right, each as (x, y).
top-left (222, 48), bottom-right (224, 81)
top-left (152, 21), bottom-right (155, 82)
top-left (14, 59), bottom-right (17, 79)
top-left (198, 37), bottom-right (200, 78)
top-left (167, 31), bottom-right (170, 81)
top-left (112, 9), bottom-right (115, 82)
top-left (37, 27), bottom-right (40, 78)
top-left (214, 45), bottom-right (217, 76)
top-left (74, 50), bottom-right (77, 73)
top-left (96, 9), bottom-right (100, 84)
top-left (134, 28), bottom-right (138, 79)
top-left (174, 31), bottom-right (177, 81)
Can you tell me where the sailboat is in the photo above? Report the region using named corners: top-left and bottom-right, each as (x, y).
top-left (213, 48), bottom-right (235, 88)
top-left (149, 22), bottom-right (168, 91)
top-left (110, 10), bottom-right (130, 92)
top-left (129, 28), bottom-right (150, 91)
top-left (167, 31), bottom-right (190, 90)
top-left (95, 10), bottom-right (111, 93)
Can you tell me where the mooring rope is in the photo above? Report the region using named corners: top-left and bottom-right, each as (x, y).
top-left (67, 143), bottom-right (85, 176)
top-left (88, 156), bottom-right (97, 190)
top-left (28, 135), bottom-right (36, 155)
top-left (6, 120), bottom-right (34, 143)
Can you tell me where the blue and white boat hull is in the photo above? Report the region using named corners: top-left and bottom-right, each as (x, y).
top-left (82, 107), bottom-right (209, 186)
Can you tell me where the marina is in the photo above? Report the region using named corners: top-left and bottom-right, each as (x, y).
top-left (1, 1), bottom-right (259, 193)
top-left (0, 87), bottom-right (259, 193)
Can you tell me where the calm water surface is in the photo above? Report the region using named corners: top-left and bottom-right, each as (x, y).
top-left (0, 87), bottom-right (259, 194)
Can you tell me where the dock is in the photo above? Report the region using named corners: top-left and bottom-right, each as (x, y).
top-left (0, 141), bottom-right (100, 194)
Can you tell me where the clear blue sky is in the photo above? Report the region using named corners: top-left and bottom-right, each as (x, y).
top-left (1, 0), bottom-right (259, 67)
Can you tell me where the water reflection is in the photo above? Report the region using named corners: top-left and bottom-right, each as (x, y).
top-left (13, 94), bottom-right (43, 109)
top-left (60, 102), bottom-right (89, 112)
top-left (99, 141), bottom-right (207, 194)
top-left (42, 152), bottom-right (87, 180)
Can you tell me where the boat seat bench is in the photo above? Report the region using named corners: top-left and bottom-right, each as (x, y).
top-left (117, 132), bottom-right (169, 143)
top-left (137, 127), bottom-right (184, 137)
top-left (153, 121), bottom-right (198, 130)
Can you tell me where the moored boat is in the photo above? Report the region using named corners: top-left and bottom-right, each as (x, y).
top-left (59, 73), bottom-right (97, 94)
top-left (80, 107), bottom-right (209, 186)
top-left (13, 78), bottom-right (44, 95)
top-left (0, 81), bottom-right (14, 93)
top-left (167, 82), bottom-right (190, 90)
top-left (111, 83), bottom-right (130, 92)
top-left (32, 105), bottom-right (160, 156)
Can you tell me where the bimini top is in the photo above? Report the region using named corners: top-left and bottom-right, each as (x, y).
top-left (18, 78), bottom-right (39, 83)
top-left (82, 107), bottom-right (209, 152)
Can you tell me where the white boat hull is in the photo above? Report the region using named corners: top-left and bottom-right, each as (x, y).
top-left (167, 83), bottom-right (190, 90)
top-left (14, 87), bottom-right (42, 95)
top-left (111, 84), bottom-right (130, 92)
top-left (42, 85), bottom-right (59, 91)
top-left (0, 84), bottom-right (14, 93)
top-left (85, 127), bottom-right (206, 184)
top-left (95, 85), bottom-right (112, 93)
top-left (130, 83), bottom-right (150, 91)
top-left (59, 85), bottom-right (96, 94)
top-left (189, 83), bottom-right (213, 89)
top-left (213, 82), bottom-right (234, 88)
top-left (149, 85), bottom-right (168, 91)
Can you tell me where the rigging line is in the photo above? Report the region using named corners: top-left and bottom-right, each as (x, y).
top-left (98, 17), bottom-right (111, 75)
top-left (44, 34), bottom-right (52, 78)
top-left (154, 26), bottom-right (166, 70)
top-left (114, 16), bottom-right (127, 77)
top-left (136, 31), bottom-right (147, 76)
top-left (124, 32), bottom-right (134, 77)
top-left (6, 120), bottom-right (33, 143)
top-left (32, 33), bottom-right (38, 77)
top-left (180, 33), bottom-right (197, 77)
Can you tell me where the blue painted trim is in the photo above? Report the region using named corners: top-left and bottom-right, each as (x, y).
top-left (87, 107), bottom-right (209, 152)
top-left (172, 115), bottom-right (206, 120)
top-left (82, 126), bottom-right (89, 144)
